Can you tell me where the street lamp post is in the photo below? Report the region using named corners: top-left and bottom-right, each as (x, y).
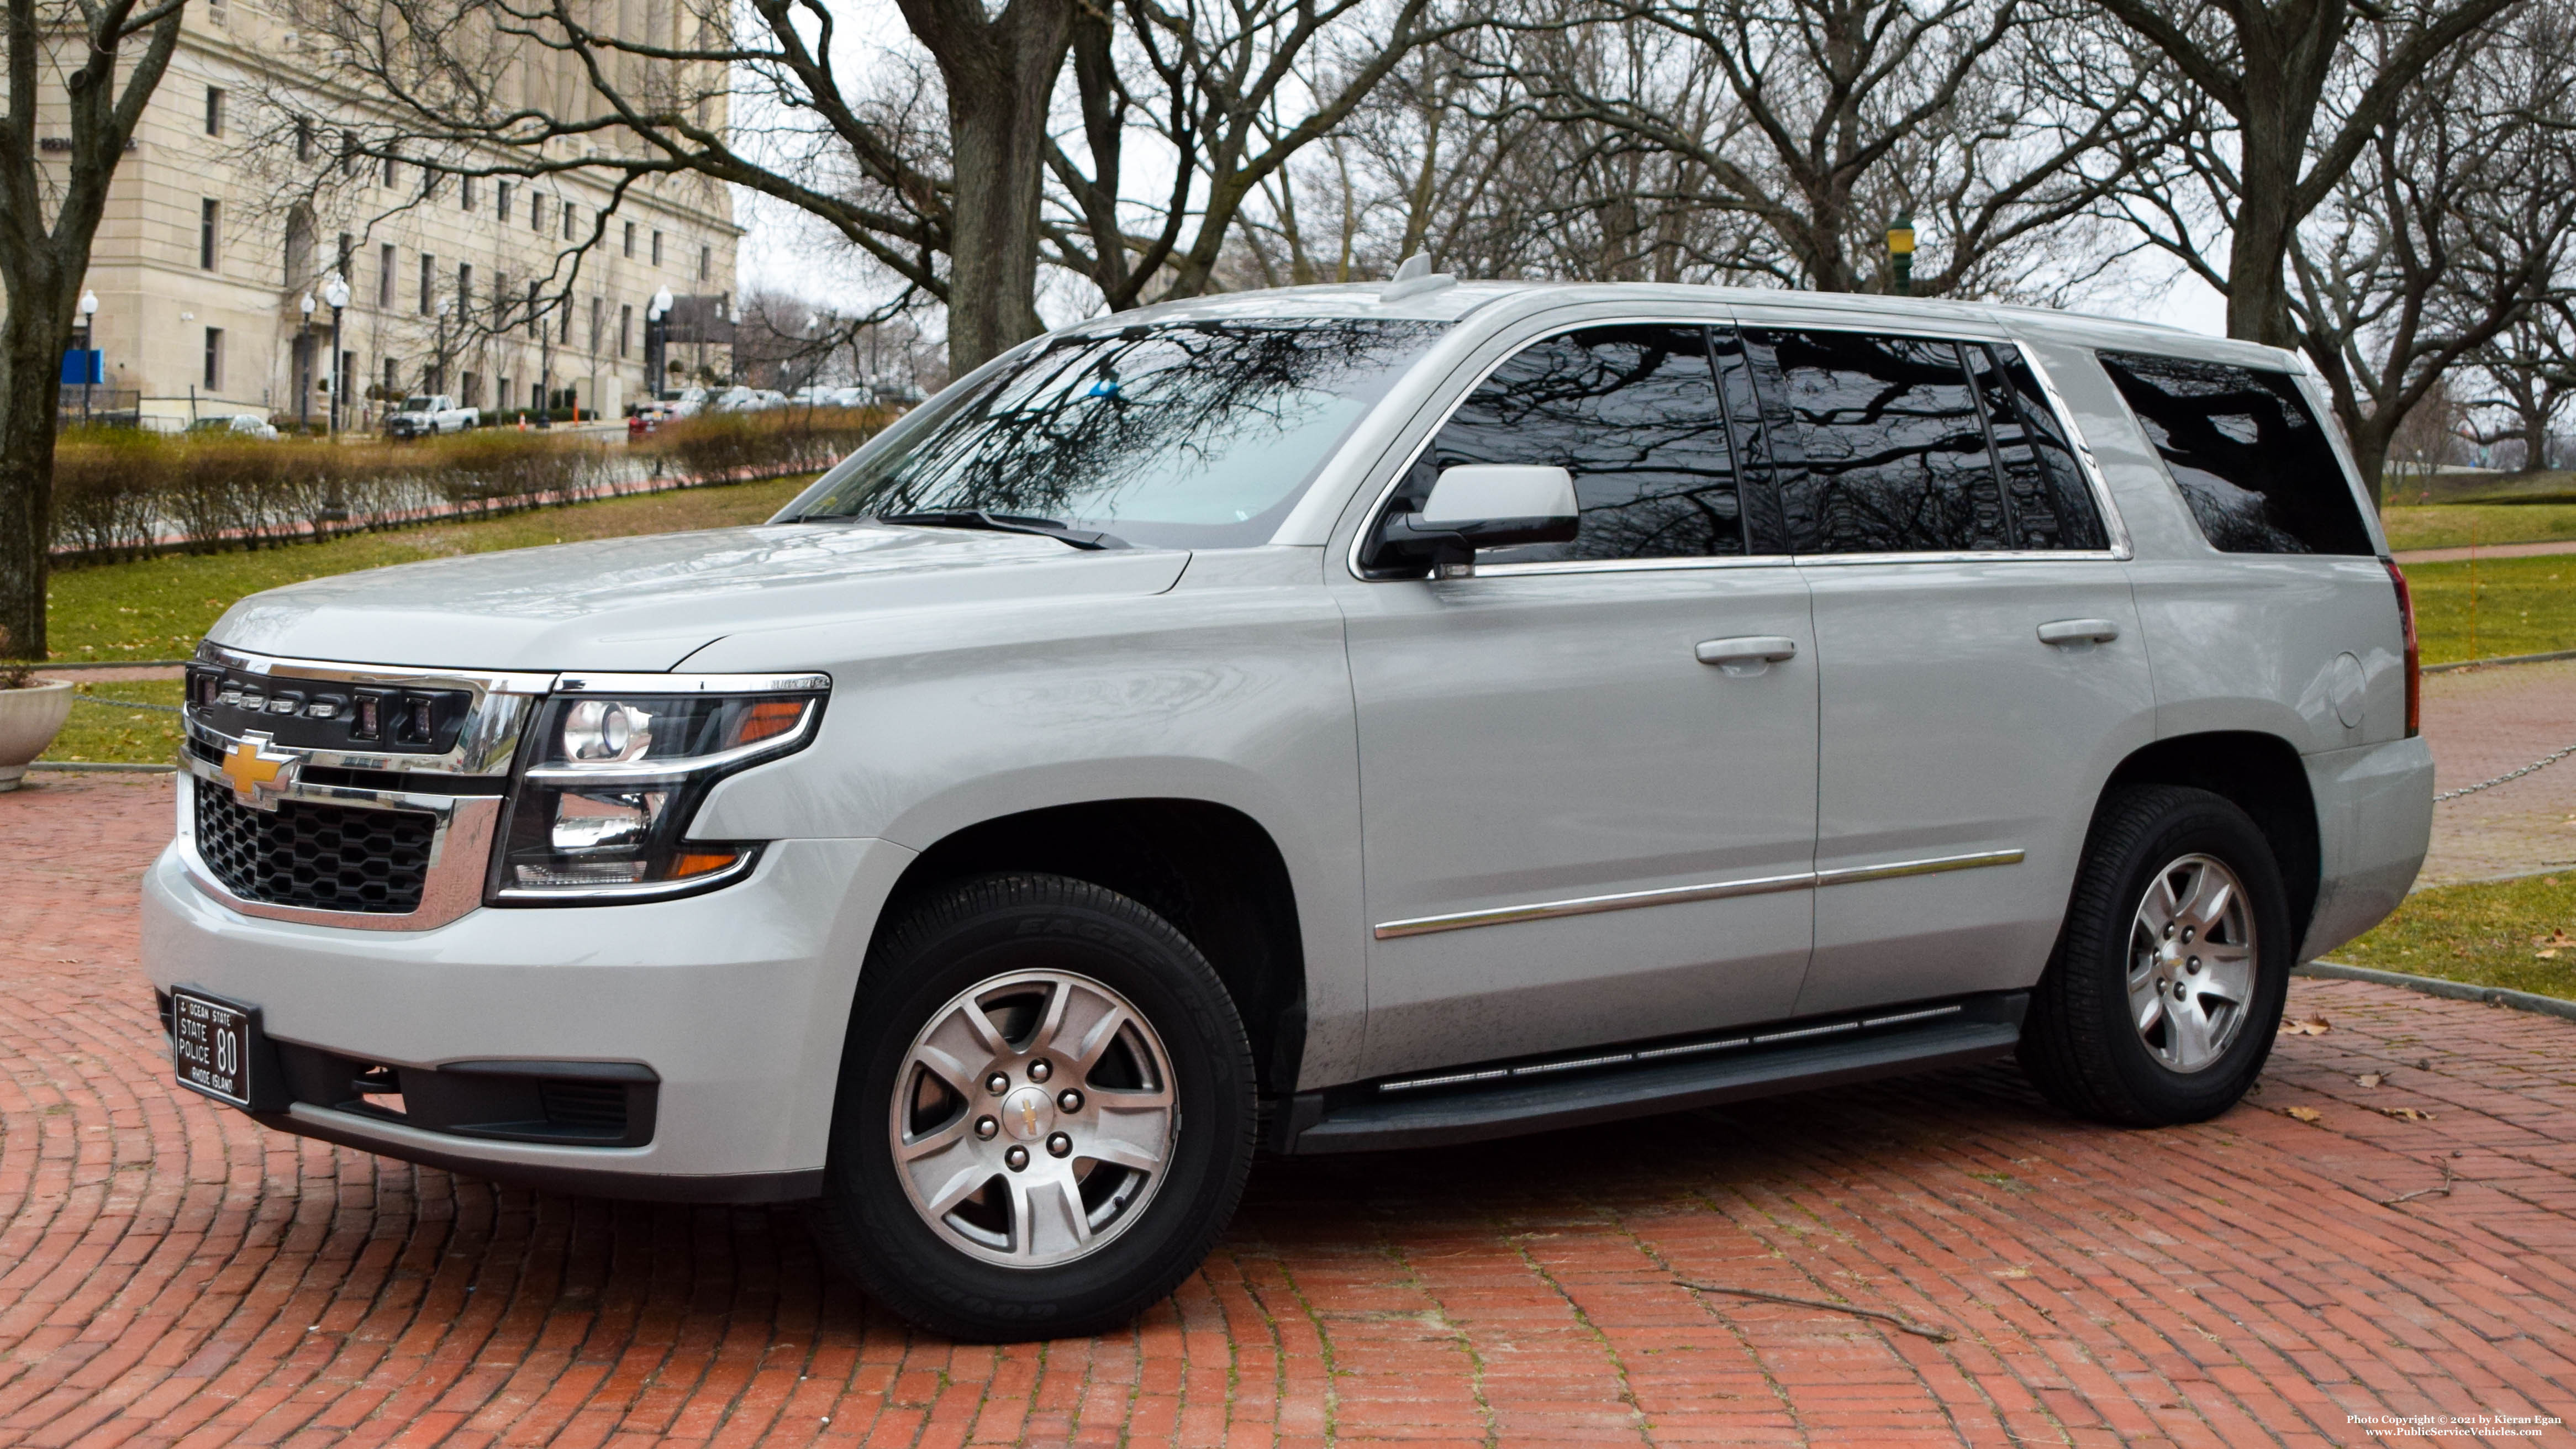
top-left (646, 286), bottom-right (673, 407)
top-left (74, 288), bottom-right (99, 423)
top-left (1887, 212), bottom-right (1916, 297)
top-left (322, 272), bottom-right (350, 438)
top-left (297, 291), bottom-right (317, 431)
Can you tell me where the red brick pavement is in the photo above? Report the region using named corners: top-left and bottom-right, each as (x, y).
top-left (4, 774), bottom-right (2575, 1447)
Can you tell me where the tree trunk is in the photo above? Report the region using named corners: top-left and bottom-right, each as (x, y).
top-left (2525, 409), bottom-right (2552, 475)
top-left (2227, 113), bottom-right (2304, 347)
top-left (2350, 420), bottom-right (2393, 513)
top-left (923, 0), bottom-right (1071, 374)
top-left (0, 291), bottom-right (67, 660)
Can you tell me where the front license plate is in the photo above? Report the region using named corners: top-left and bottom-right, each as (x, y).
top-left (170, 988), bottom-right (255, 1108)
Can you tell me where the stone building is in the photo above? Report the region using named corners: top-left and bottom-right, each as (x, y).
top-left (50, 0), bottom-right (739, 431)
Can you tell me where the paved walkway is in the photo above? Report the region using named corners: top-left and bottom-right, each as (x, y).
top-left (4, 775), bottom-right (2575, 1446)
top-left (2420, 659), bottom-right (2576, 885)
top-left (2393, 539), bottom-right (2576, 565)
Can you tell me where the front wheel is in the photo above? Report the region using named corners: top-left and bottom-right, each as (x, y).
top-left (813, 873), bottom-right (1256, 1340)
top-left (2020, 785), bottom-right (2294, 1126)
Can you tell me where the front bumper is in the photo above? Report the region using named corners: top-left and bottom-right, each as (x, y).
top-left (141, 834), bottom-right (917, 1200)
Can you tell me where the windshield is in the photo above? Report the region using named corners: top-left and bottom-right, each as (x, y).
top-left (402, 396), bottom-right (433, 411)
top-left (787, 318), bottom-right (1449, 549)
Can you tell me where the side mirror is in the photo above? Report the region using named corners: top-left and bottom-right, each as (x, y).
top-left (1368, 465), bottom-right (1579, 577)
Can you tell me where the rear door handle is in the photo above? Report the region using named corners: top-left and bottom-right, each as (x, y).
top-left (2037, 618), bottom-right (2121, 646)
top-left (1696, 636), bottom-right (1799, 675)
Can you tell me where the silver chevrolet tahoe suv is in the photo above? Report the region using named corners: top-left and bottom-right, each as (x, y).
top-left (145, 280), bottom-right (2435, 1341)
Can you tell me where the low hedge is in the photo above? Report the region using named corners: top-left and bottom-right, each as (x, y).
top-left (50, 408), bottom-right (886, 561)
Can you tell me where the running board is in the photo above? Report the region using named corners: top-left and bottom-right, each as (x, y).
top-left (1279, 992), bottom-right (2027, 1154)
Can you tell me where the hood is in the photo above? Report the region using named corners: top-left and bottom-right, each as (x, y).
top-left (206, 522), bottom-right (1193, 671)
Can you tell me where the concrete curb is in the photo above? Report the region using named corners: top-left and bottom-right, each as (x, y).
top-left (2422, 647), bottom-right (2576, 675)
top-left (34, 660), bottom-right (194, 671)
top-left (2299, 960), bottom-right (2576, 1023)
top-left (24, 761), bottom-right (176, 774)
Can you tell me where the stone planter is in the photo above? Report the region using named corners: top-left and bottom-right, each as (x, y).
top-left (0, 678), bottom-right (76, 791)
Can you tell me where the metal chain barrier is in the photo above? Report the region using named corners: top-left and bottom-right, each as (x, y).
top-left (71, 694), bottom-right (184, 715)
top-left (2435, 741), bottom-right (2576, 804)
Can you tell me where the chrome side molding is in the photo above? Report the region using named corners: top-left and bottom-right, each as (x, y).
top-left (1372, 849), bottom-right (2025, 940)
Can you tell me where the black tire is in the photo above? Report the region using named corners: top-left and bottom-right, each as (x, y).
top-left (813, 873), bottom-right (1256, 1341)
top-left (2020, 785), bottom-right (2293, 1126)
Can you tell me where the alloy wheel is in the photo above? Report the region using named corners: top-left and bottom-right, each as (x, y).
top-left (888, 969), bottom-right (1177, 1267)
top-left (2126, 853), bottom-right (2257, 1074)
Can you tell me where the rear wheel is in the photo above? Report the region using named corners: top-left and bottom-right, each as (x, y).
top-left (2020, 786), bottom-right (2293, 1126)
top-left (813, 873), bottom-right (1256, 1340)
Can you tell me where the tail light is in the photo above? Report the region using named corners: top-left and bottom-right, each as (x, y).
top-left (2384, 558), bottom-right (2420, 738)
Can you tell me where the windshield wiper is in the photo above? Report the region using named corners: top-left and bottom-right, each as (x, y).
top-left (873, 509), bottom-right (1128, 551)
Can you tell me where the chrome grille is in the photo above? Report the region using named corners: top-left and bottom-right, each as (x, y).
top-left (192, 777), bottom-right (437, 914)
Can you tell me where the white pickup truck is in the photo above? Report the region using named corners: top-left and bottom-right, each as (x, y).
top-left (383, 394), bottom-right (478, 439)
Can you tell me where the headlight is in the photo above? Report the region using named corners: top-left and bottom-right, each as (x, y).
top-left (489, 675), bottom-right (828, 902)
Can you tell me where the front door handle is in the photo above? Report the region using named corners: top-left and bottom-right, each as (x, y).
top-left (1696, 636), bottom-right (1799, 676)
top-left (2037, 618), bottom-right (2121, 647)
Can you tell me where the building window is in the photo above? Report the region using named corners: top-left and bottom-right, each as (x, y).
top-left (457, 262), bottom-right (473, 313)
top-left (526, 281), bottom-right (540, 339)
top-left (198, 198), bottom-right (219, 270)
top-left (623, 222), bottom-right (635, 259)
top-left (203, 327), bottom-right (224, 389)
top-left (384, 357), bottom-right (399, 395)
top-left (461, 372), bottom-right (481, 409)
top-left (698, 245), bottom-right (710, 282)
top-left (531, 380), bottom-right (544, 411)
top-left (530, 193), bottom-right (545, 231)
top-left (461, 175), bottom-right (476, 210)
top-left (619, 303), bottom-right (632, 358)
top-left (560, 299), bottom-right (572, 343)
top-left (498, 375), bottom-right (512, 409)
top-left (204, 87), bottom-right (224, 137)
top-left (588, 296), bottom-right (602, 352)
top-left (336, 231), bottom-right (354, 281)
top-left (651, 230), bottom-right (662, 267)
top-left (383, 154), bottom-right (398, 188)
top-left (378, 244), bottom-right (396, 307)
top-left (420, 254), bottom-right (436, 315)
top-left (294, 118), bottom-right (314, 161)
top-left (498, 181), bottom-right (513, 223)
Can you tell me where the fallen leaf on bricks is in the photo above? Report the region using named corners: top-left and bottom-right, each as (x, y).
top-left (2357, 1073), bottom-right (2385, 1088)
top-left (2285, 1106), bottom-right (2324, 1123)
top-left (2380, 1107), bottom-right (2437, 1121)
top-left (2280, 1016), bottom-right (2333, 1036)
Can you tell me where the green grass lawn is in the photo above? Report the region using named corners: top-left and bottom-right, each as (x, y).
top-left (2380, 503), bottom-right (2576, 552)
top-left (2384, 469), bottom-right (2576, 507)
top-left (2403, 554), bottom-right (2576, 665)
top-left (43, 678), bottom-right (186, 765)
top-left (2330, 873), bottom-right (2576, 1000)
top-left (44, 473), bottom-right (818, 662)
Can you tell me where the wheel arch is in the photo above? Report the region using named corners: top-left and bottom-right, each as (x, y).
top-left (2101, 731), bottom-right (2321, 943)
top-left (868, 798), bottom-right (1311, 1103)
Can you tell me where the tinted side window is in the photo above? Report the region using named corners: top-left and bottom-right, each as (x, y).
top-left (1966, 343), bottom-right (2109, 551)
top-left (1757, 330), bottom-right (2006, 554)
top-left (1414, 325), bottom-right (1742, 562)
top-left (2096, 351), bottom-right (2372, 555)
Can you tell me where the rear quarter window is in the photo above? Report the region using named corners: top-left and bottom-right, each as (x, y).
top-left (2096, 351), bottom-right (2374, 556)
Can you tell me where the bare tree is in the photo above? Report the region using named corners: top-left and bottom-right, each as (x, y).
top-left (2464, 302), bottom-right (2576, 473)
top-left (1, 0), bottom-right (187, 657)
top-left (2091, 0), bottom-right (2520, 346)
top-left (2287, 5), bottom-right (2576, 503)
top-left (282, 0), bottom-right (1067, 371)
top-left (1468, 0), bottom-right (2170, 297)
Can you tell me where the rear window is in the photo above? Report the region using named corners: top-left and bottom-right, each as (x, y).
top-left (2096, 351), bottom-right (2373, 555)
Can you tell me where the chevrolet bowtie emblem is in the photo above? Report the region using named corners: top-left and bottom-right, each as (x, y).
top-left (220, 732), bottom-right (298, 808)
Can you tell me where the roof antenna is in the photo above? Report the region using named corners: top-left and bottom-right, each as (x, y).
top-left (1379, 252), bottom-right (1456, 302)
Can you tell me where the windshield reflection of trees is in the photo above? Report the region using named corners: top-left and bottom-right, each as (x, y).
top-left (1426, 326), bottom-right (1746, 561)
top-left (817, 320), bottom-right (1445, 530)
top-left (1767, 332), bottom-right (2005, 553)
